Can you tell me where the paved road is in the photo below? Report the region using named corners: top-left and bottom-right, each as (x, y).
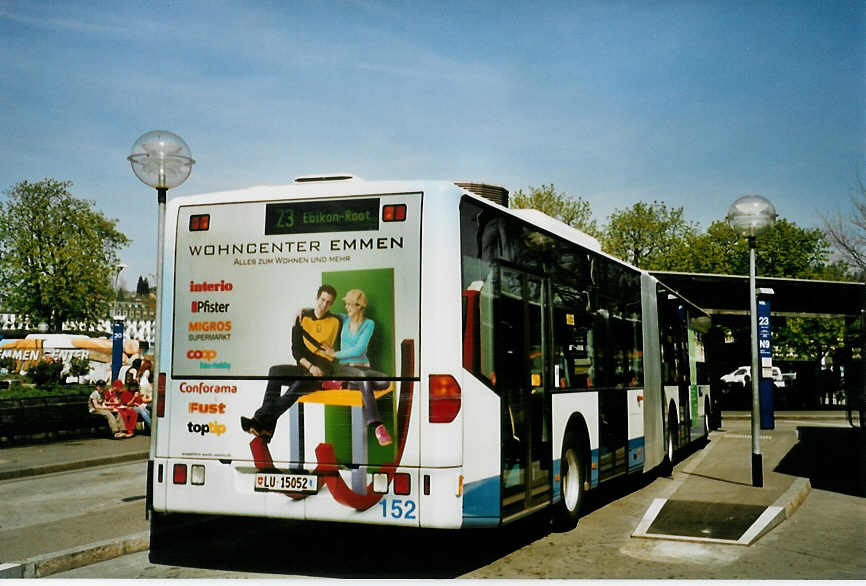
top-left (0, 461), bottom-right (149, 562)
top-left (48, 419), bottom-right (866, 579)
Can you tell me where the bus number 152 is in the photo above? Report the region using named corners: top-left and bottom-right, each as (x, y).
top-left (379, 499), bottom-right (416, 520)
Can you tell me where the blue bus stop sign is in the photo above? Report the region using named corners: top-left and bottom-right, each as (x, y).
top-left (111, 318), bottom-right (124, 383)
top-left (758, 299), bottom-right (774, 429)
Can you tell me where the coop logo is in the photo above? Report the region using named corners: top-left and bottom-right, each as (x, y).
top-left (187, 421), bottom-right (227, 436)
top-left (188, 402), bottom-right (226, 414)
top-left (191, 300), bottom-right (230, 313)
top-left (189, 280), bottom-right (233, 293)
top-left (187, 349), bottom-right (218, 361)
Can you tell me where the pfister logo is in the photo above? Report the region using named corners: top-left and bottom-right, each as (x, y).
top-left (189, 402), bottom-right (226, 414)
top-left (189, 280), bottom-right (233, 292)
top-left (191, 300), bottom-right (230, 313)
top-left (187, 421), bottom-right (227, 436)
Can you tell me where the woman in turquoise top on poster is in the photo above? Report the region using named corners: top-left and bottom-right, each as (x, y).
top-left (324, 288), bottom-right (393, 447)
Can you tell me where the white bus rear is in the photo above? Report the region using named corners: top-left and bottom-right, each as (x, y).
top-left (150, 177), bottom-right (438, 527)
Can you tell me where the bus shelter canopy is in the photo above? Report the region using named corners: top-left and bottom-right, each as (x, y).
top-left (651, 271), bottom-right (865, 319)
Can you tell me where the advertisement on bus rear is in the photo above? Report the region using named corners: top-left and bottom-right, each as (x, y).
top-left (173, 194), bottom-right (421, 380)
top-left (168, 194), bottom-right (422, 519)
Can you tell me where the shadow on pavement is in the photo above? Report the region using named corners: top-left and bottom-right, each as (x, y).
top-left (148, 512), bottom-right (551, 578)
top-left (775, 426), bottom-right (866, 497)
top-left (147, 443), bottom-right (707, 578)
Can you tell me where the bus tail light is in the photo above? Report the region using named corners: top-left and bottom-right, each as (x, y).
top-left (191, 464), bottom-right (206, 486)
top-left (173, 464), bottom-right (187, 484)
top-left (429, 374), bottom-right (461, 423)
top-left (157, 373), bottom-right (166, 418)
top-left (189, 214), bottom-right (210, 231)
top-left (382, 204), bottom-right (406, 222)
top-left (393, 473), bottom-right (411, 495)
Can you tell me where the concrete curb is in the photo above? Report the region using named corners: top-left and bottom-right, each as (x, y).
top-left (2, 532), bottom-right (149, 578)
top-left (0, 450), bottom-right (149, 481)
top-left (722, 413), bottom-right (848, 422)
top-left (774, 476), bottom-right (812, 519)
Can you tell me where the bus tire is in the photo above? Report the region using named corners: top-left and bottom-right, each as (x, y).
top-left (659, 406), bottom-right (676, 477)
top-left (553, 433), bottom-right (585, 531)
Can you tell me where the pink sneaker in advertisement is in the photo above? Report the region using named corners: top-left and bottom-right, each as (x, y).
top-left (374, 424), bottom-right (393, 447)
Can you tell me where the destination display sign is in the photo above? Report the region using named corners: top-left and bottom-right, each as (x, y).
top-left (264, 198), bottom-right (379, 235)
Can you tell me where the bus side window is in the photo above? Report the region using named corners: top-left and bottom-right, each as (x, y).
top-left (552, 285), bottom-right (591, 389)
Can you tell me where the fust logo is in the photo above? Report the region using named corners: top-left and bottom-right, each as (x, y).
top-left (188, 402), bottom-right (226, 414)
top-left (187, 349), bottom-right (217, 361)
top-left (191, 301), bottom-right (230, 313)
top-left (187, 421), bottom-right (227, 436)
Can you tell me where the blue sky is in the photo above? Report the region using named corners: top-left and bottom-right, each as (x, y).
top-left (1, 1), bottom-right (863, 286)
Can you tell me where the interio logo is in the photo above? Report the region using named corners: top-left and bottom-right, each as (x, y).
top-left (191, 300), bottom-right (230, 313)
top-left (187, 421), bottom-right (227, 436)
top-left (188, 402), bottom-right (226, 414)
top-left (187, 349), bottom-right (217, 361)
top-left (189, 280), bottom-right (233, 292)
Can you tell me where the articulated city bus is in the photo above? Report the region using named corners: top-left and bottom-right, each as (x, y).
top-left (147, 175), bottom-right (712, 549)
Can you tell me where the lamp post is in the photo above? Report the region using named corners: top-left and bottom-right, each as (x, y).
top-left (727, 194), bottom-right (777, 487)
top-left (127, 131), bottom-right (194, 424)
top-left (113, 263), bottom-right (127, 311)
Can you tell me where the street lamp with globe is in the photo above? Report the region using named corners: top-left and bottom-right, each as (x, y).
top-left (727, 194), bottom-right (777, 487)
top-left (127, 131), bottom-right (194, 423)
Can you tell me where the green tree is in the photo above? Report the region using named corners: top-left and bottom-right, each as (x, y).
top-left (136, 276), bottom-right (150, 296)
top-left (668, 218), bottom-right (849, 280)
top-left (0, 179), bottom-right (130, 332)
top-left (511, 184), bottom-right (600, 237)
top-left (822, 175), bottom-right (866, 276)
top-left (26, 359), bottom-right (63, 389)
top-left (601, 201), bottom-right (697, 269)
top-left (68, 356), bottom-right (91, 381)
top-left (772, 316), bottom-right (845, 363)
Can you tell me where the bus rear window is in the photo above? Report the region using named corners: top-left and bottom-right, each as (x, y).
top-left (173, 194), bottom-right (422, 380)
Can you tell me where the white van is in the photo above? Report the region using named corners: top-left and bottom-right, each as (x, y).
top-left (720, 365), bottom-right (784, 388)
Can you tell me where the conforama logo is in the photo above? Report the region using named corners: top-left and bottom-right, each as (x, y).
top-left (187, 349), bottom-right (217, 361)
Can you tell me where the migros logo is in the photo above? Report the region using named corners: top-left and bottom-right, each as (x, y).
top-left (188, 402), bottom-right (226, 414)
top-left (189, 280), bottom-right (233, 292)
top-left (188, 320), bottom-right (232, 332)
top-left (187, 349), bottom-right (217, 361)
top-left (187, 421), bottom-right (227, 436)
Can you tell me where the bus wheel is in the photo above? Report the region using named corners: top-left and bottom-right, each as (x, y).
top-left (659, 410), bottom-right (676, 477)
top-left (554, 434), bottom-right (585, 531)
